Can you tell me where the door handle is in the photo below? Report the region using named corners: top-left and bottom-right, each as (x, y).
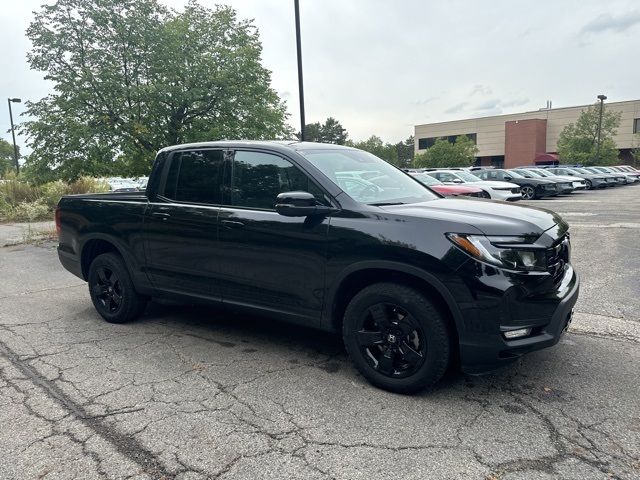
top-left (151, 212), bottom-right (171, 221)
top-left (221, 219), bottom-right (244, 229)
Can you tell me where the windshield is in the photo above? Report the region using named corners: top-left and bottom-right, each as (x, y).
top-left (301, 149), bottom-right (439, 205)
top-left (534, 170), bottom-right (552, 177)
top-left (526, 169), bottom-right (545, 177)
top-left (503, 170), bottom-right (524, 178)
top-left (571, 168), bottom-right (590, 174)
top-left (454, 171), bottom-right (482, 183)
top-left (412, 173), bottom-right (442, 186)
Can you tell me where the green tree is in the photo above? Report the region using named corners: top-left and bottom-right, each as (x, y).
top-left (348, 135), bottom-right (400, 166)
top-left (22, 0), bottom-right (291, 182)
top-left (557, 102), bottom-right (621, 166)
top-left (299, 117), bottom-right (348, 144)
top-left (0, 139), bottom-right (18, 177)
top-left (413, 135), bottom-right (477, 168)
top-left (394, 136), bottom-right (414, 165)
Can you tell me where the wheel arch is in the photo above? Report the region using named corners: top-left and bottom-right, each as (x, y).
top-left (324, 262), bottom-right (463, 347)
top-left (80, 234), bottom-right (135, 281)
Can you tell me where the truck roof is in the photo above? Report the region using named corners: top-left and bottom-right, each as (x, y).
top-left (158, 140), bottom-right (354, 154)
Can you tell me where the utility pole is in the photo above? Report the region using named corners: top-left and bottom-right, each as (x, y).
top-left (7, 97), bottom-right (21, 174)
top-left (595, 94), bottom-right (607, 164)
top-left (294, 0), bottom-right (306, 141)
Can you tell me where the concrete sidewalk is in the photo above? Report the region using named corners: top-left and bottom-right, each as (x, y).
top-left (0, 220), bottom-right (56, 246)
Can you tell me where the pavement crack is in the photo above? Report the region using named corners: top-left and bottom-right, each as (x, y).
top-left (0, 337), bottom-right (175, 479)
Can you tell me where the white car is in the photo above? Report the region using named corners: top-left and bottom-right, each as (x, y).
top-left (427, 170), bottom-right (522, 201)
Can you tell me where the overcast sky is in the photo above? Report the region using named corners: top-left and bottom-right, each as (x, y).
top-left (2, 0), bottom-right (639, 153)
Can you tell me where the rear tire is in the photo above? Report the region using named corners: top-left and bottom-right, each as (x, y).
top-left (88, 253), bottom-right (147, 323)
top-left (342, 283), bottom-right (451, 394)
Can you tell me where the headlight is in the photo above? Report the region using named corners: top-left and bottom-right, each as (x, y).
top-left (446, 233), bottom-right (547, 271)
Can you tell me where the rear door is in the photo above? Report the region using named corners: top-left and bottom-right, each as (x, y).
top-left (216, 149), bottom-right (332, 324)
top-left (144, 148), bottom-right (226, 300)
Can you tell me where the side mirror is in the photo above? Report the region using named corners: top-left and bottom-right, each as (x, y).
top-left (275, 191), bottom-right (335, 217)
top-left (452, 178), bottom-right (463, 184)
top-left (503, 175), bottom-right (512, 181)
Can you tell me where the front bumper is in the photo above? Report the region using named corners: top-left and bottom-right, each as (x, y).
top-left (455, 263), bottom-right (580, 374)
top-left (491, 189), bottom-right (522, 201)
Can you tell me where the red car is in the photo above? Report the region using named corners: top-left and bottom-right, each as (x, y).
top-left (410, 172), bottom-right (490, 198)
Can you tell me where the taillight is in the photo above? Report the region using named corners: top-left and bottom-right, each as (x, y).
top-left (55, 208), bottom-right (61, 236)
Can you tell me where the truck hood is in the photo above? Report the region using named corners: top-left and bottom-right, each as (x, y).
top-left (380, 198), bottom-right (565, 237)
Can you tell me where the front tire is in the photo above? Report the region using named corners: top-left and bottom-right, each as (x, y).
top-left (585, 179), bottom-right (593, 190)
top-left (342, 283), bottom-right (451, 394)
top-left (88, 253), bottom-right (147, 323)
top-left (520, 185), bottom-right (536, 200)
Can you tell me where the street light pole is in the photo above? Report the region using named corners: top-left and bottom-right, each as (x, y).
top-left (595, 94), bottom-right (607, 164)
top-left (7, 97), bottom-right (22, 174)
top-left (294, 0), bottom-right (306, 141)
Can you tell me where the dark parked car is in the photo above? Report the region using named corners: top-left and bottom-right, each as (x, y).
top-left (582, 167), bottom-right (626, 185)
top-left (511, 169), bottom-right (575, 194)
top-left (545, 167), bottom-right (607, 190)
top-left (473, 168), bottom-right (557, 200)
top-left (56, 141), bottom-right (579, 393)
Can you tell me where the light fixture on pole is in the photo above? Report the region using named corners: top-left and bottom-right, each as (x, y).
top-left (7, 97), bottom-right (22, 174)
top-left (294, 0), bottom-right (306, 141)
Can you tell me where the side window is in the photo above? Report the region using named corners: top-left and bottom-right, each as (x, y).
top-left (438, 172), bottom-right (454, 182)
top-left (230, 151), bottom-right (324, 210)
top-left (163, 150), bottom-right (224, 204)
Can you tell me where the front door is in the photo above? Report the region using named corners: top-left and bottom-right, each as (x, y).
top-left (144, 148), bottom-right (226, 300)
top-left (217, 150), bottom-right (332, 324)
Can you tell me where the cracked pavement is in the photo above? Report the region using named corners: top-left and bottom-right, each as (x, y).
top-left (0, 186), bottom-right (639, 479)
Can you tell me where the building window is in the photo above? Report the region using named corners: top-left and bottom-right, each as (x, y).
top-left (634, 118), bottom-right (640, 134)
top-left (417, 133), bottom-right (477, 150)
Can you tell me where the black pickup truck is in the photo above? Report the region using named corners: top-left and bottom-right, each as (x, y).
top-left (57, 141), bottom-right (579, 393)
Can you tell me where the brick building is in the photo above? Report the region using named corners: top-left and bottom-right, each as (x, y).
top-left (414, 99), bottom-right (640, 168)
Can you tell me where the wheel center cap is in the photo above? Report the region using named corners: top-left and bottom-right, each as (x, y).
top-left (386, 333), bottom-right (397, 344)
top-left (108, 287), bottom-right (113, 293)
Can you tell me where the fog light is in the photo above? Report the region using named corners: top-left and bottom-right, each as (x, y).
top-left (503, 328), bottom-right (532, 340)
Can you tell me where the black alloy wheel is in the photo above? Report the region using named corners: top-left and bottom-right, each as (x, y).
top-left (585, 179), bottom-right (593, 190)
top-left (88, 252), bottom-right (147, 323)
top-left (355, 303), bottom-right (426, 378)
top-left (343, 283), bottom-right (451, 394)
top-left (92, 266), bottom-right (122, 313)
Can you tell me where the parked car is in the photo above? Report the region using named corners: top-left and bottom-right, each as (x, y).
top-left (529, 168), bottom-right (587, 190)
top-left (592, 166), bottom-right (638, 184)
top-left (427, 170), bottom-right (522, 201)
top-left (615, 165), bottom-right (640, 174)
top-left (473, 168), bottom-right (557, 200)
top-left (56, 141), bottom-right (578, 394)
top-left (545, 167), bottom-right (608, 190)
top-left (409, 172), bottom-right (490, 198)
top-left (582, 167), bottom-right (626, 185)
top-left (106, 177), bottom-right (140, 192)
top-left (136, 176), bottom-right (150, 190)
top-left (511, 169), bottom-right (574, 194)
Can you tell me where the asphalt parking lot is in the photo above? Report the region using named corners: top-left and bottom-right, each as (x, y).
top-left (1, 186), bottom-right (639, 480)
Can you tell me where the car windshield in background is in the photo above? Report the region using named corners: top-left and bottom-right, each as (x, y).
top-left (455, 171), bottom-right (483, 183)
top-left (301, 149), bottom-right (439, 205)
top-left (412, 173), bottom-right (442, 185)
top-left (522, 169), bottom-right (543, 177)
top-left (505, 170), bottom-right (524, 178)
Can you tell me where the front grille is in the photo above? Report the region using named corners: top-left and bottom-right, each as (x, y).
top-left (546, 235), bottom-right (570, 284)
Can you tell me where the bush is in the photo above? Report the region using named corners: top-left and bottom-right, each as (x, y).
top-left (9, 201), bottom-right (51, 222)
top-left (0, 176), bottom-right (109, 222)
